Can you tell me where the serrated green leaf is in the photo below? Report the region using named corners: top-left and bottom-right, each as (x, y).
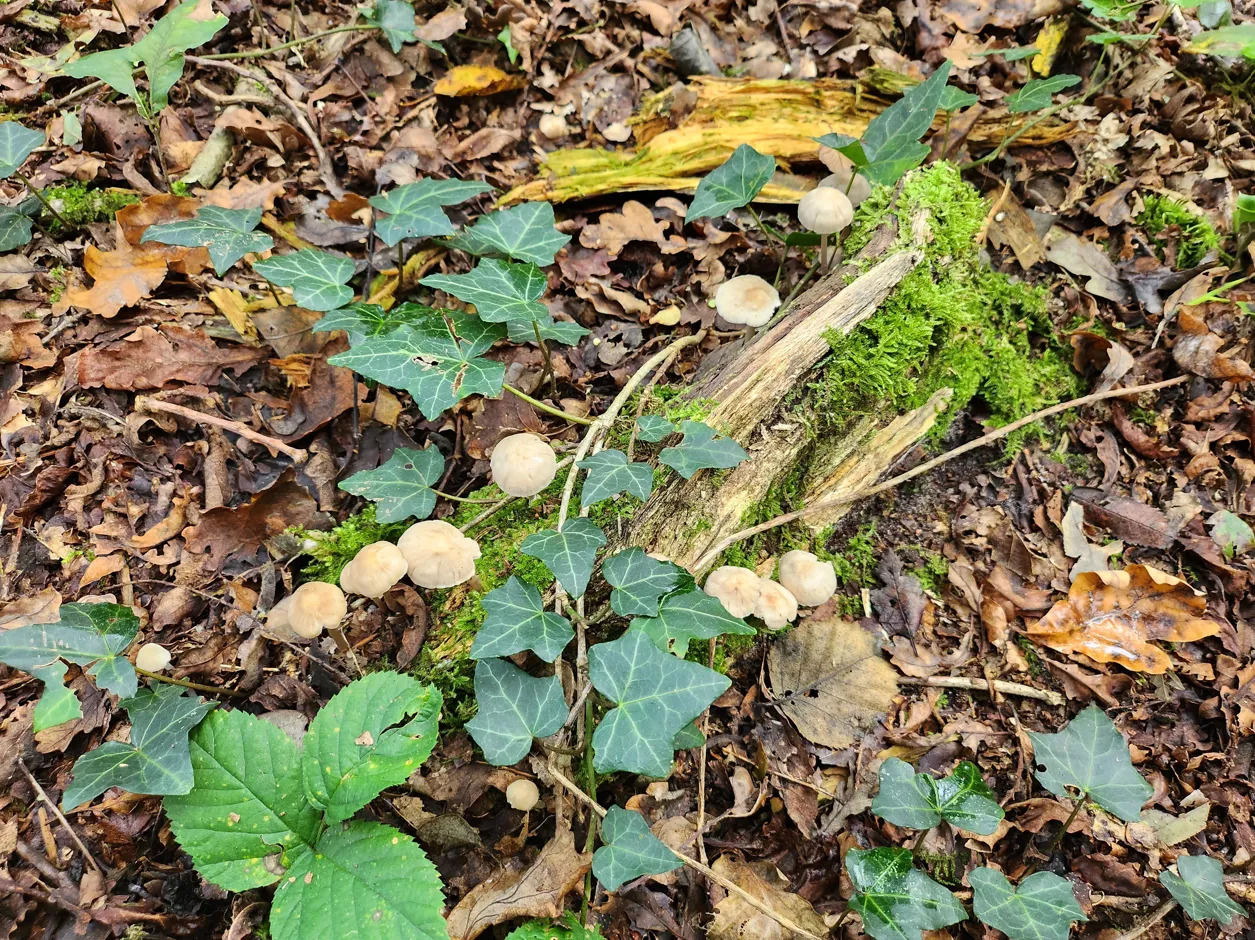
top-left (141, 206), bottom-right (272, 276)
top-left (1006, 74), bottom-right (1082, 113)
top-left (635, 416), bottom-right (676, 443)
top-left (301, 672), bottom-right (442, 824)
top-left (578, 449), bottom-right (653, 508)
top-left (970, 869), bottom-right (1087, 940)
top-left (631, 589), bottom-right (754, 656)
top-left (31, 662), bottom-right (81, 732)
top-left (1081, 0), bottom-right (1141, 20)
top-left (0, 206), bottom-right (33, 251)
top-left (520, 518), bottom-right (607, 598)
top-left (339, 446), bottom-right (444, 523)
top-left (448, 202), bottom-right (571, 266)
top-left (253, 249), bottom-right (356, 312)
top-left (314, 301), bottom-right (435, 343)
top-left (939, 86), bottom-right (979, 111)
top-left (1186, 24), bottom-right (1255, 57)
top-left (592, 806), bottom-right (681, 891)
top-left (1028, 705), bottom-right (1152, 823)
top-left (590, 629), bottom-right (730, 777)
top-left (422, 258), bottom-right (549, 324)
top-left (471, 576), bottom-right (573, 663)
top-left (507, 316), bottom-right (590, 346)
top-left (858, 60), bottom-right (952, 186)
top-left (1160, 854), bottom-right (1245, 924)
top-left (364, 0), bottom-right (417, 53)
top-left (369, 179), bottom-right (493, 247)
top-left (602, 548), bottom-right (684, 617)
top-left (63, 685), bottom-right (215, 809)
top-left (0, 122), bottom-right (44, 178)
top-left (685, 144), bottom-right (776, 223)
top-left (658, 420), bottom-right (748, 479)
top-left (847, 847), bottom-right (968, 940)
top-left (465, 658), bottom-right (567, 765)
top-left (505, 914), bottom-right (606, 940)
top-left (872, 758), bottom-right (1004, 835)
top-left (812, 132), bottom-right (868, 166)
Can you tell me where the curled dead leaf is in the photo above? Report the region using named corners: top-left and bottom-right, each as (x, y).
top-left (1173, 309), bottom-right (1255, 382)
top-left (707, 857), bottom-right (828, 940)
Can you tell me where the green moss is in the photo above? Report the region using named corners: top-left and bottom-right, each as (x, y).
top-left (47, 265), bottom-right (68, 304)
top-left (296, 505), bottom-right (408, 584)
top-left (1137, 193), bottom-right (1221, 269)
top-left (43, 183), bottom-right (139, 232)
top-left (819, 522), bottom-right (878, 586)
top-left (909, 551), bottom-right (949, 594)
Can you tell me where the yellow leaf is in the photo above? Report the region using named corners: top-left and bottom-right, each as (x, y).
top-left (1031, 17), bottom-right (1070, 76)
top-left (433, 65), bottom-right (526, 97)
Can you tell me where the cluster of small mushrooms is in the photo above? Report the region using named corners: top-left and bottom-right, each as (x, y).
top-left (702, 550), bottom-right (838, 629)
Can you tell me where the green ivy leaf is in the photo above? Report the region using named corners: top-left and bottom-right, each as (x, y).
top-left (520, 518), bottom-right (607, 598)
top-left (970, 869), bottom-right (1087, 940)
top-left (0, 122), bottom-right (44, 178)
top-left (813, 131), bottom-right (868, 167)
top-left (971, 45), bottom-right (1041, 61)
top-left (422, 258), bottom-right (549, 324)
top-left (507, 316), bottom-right (590, 346)
top-left (471, 576), bottom-right (574, 663)
top-left (1160, 854), bottom-right (1245, 924)
top-left (465, 658), bottom-right (567, 765)
top-left (872, 758), bottom-right (1004, 835)
top-left (1208, 510), bottom-right (1253, 557)
top-left (141, 206), bottom-right (273, 276)
top-left (339, 446), bottom-right (444, 523)
top-left (369, 178), bottom-right (493, 247)
top-left (684, 143), bottom-right (776, 223)
top-left (672, 720), bottom-right (704, 750)
top-left (253, 249), bottom-right (355, 312)
top-left (364, 0), bottom-right (417, 53)
top-left (939, 86), bottom-right (979, 111)
top-left (630, 590), bottom-right (754, 656)
top-left (1028, 705), bottom-right (1152, 823)
top-left (856, 60), bottom-right (952, 185)
top-left (846, 847), bottom-right (968, 940)
top-left (0, 206), bottom-right (34, 251)
top-left (328, 313), bottom-right (506, 419)
top-left (659, 420), bottom-right (748, 479)
top-left (31, 662), bottom-right (81, 732)
top-left (1006, 75), bottom-right (1082, 113)
top-left (1186, 24), bottom-right (1255, 57)
top-left (63, 685), bottom-right (215, 809)
top-left (578, 449), bottom-right (653, 508)
top-left (635, 416), bottom-right (677, 443)
top-left (300, 672), bottom-right (442, 824)
top-left (592, 806), bottom-right (681, 891)
top-left (448, 202), bottom-right (571, 266)
top-left (1236, 194), bottom-right (1255, 229)
top-left (590, 629), bottom-right (730, 777)
top-left (314, 301), bottom-right (435, 344)
top-left (602, 548), bottom-right (684, 617)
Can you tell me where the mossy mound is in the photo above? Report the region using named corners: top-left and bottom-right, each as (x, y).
top-left (1137, 192), bottom-right (1221, 269)
top-left (44, 183), bottom-right (139, 232)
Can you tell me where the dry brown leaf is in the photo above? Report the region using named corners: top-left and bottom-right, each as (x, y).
top-left (0, 588), bottom-right (61, 630)
top-left (707, 857), bottom-right (828, 940)
top-left (70, 325), bottom-right (265, 390)
top-left (416, 5), bottom-right (467, 42)
top-left (216, 106), bottom-right (307, 152)
top-left (0, 257), bottom-right (39, 292)
top-left (1173, 309), bottom-right (1255, 382)
top-left (1028, 564), bottom-right (1220, 674)
top-left (580, 200), bottom-right (675, 256)
top-left (131, 493), bottom-right (190, 549)
top-left (184, 472), bottom-right (318, 571)
top-left (59, 243), bottom-right (170, 319)
top-left (433, 65), bottom-right (527, 97)
top-left (116, 194), bottom-right (211, 274)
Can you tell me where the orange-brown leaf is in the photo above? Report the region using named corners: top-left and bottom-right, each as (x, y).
top-left (60, 243), bottom-right (170, 319)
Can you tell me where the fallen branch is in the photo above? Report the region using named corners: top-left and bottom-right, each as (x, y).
top-left (898, 675), bottom-right (1064, 707)
top-left (137, 397), bottom-right (308, 463)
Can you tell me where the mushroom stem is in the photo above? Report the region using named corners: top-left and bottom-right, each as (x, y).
top-left (820, 233), bottom-right (829, 272)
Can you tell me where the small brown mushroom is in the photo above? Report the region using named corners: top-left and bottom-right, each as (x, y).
top-left (778, 550), bottom-right (837, 607)
top-left (135, 642), bottom-right (171, 672)
top-left (714, 275), bottom-right (780, 328)
top-left (490, 433), bottom-right (557, 498)
top-left (754, 579), bottom-right (798, 630)
top-left (340, 541), bottom-right (408, 598)
top-left (506, 778), bottom-right (540, 811)
top-left (398, 520), bottom-right (482, 589)
top-left (538, 114), bottom-right (569, 140)
top-left (704, 565), bottom-right (762, 618)
top-left (288, 581), bottom-right (348, 638)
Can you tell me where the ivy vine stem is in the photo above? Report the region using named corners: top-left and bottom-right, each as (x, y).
top-left (14, 171), bottom-right (70, 230)
top-left (202, 23), bottom-right (377, 60)
top-left (502, 384), bottom-right (594, 426)
top-left (135, 666), bottom-right (248, 697)
top-left (1042, 794), bottom-right (1086, 857)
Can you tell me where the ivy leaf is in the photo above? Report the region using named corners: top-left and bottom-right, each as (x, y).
top-left (363, 0), bottom-right (417, 53)
top-left (448, 202), bottom-right (571, 266)
top-left (507, 316), bottom-right (590, 346)
top-left (970, 869), bottom-right (1087, 940)
top-left (253, 249), bottom-right (356, 312)
top-left (592, 806), bottom-right (681, 891)
top-left (300, 671), bottom-right (442, 824)
top-left (328, 313), bottom-right (506, 419)
top-left (339, 446), bottom-right (444, 523)
top-left (846, 847), bottom-right (968, 940)
top-left (141, 206), bottom-right (273, 276)
top-left (471, 576), bottom-right (574, 663)
top-left (1028, 705), bottom-right (1152, 823)
top-left (422, 258), bottom-right (549, 324)
top-left (672, 720), bottom-right (705, 749)
top-left (939, 86), bottom-right (979, 111)
top-left (1006, 75), bottom-right (1082, 113)
top-left (465, 658), bottom-right (567, 765)
top-left (1160, 854), bottom-right (1245, 924)
top-left (685, 144), bottom-right (776, 223)
top-left (659, 420), bottom-right (748, 479)
top-left (579, 449), bottom-right (653, 508)
top-left (1208, 510), bottom-right (1254, 557)
top-left (872, 758), bottom-right (1005, 835)
top-left (635, 415), bottom-right (677, 443)
top-left (857, 60), bottom-right (952, 186)
top-left (369, 178), bottom-right (493, 247)
top-left (631, 589), bottom-right (754, 656)
top-left (590, 629), bottom-right (730, 777)
top-left (813, 131), bottom-right (868, 167)
top-left (520, 518), bottom-right (607, 598)
top-left (0, 122), bottom-right (44, 178)
top-left (31, 663), bottom-right (81, 732)
top-left (63, 685), bottom-right (215, 809)
top-left (602, 548), bottom-right (684, 617)
top-left (314, 301), bottom-right (435, 344)
top-left (0, 206), bottom-right (33, 251)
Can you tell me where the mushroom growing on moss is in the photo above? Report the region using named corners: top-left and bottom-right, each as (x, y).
top-left (778, 550), bottom-right (837, 607)
top-left (289, 581), bottom-right (348, 638)
top-left (135, 642), bottom-right (171, 672)
top-left (340, 541), bottom-right (408, 598)
top-left (491, 433), bottom-right (558, 498)
top-left (506, 778), bottom-right (540, 811)
top-left (714, 275), bottom-right (780, 329)
top-left (398, 520), bottom-right (482, 589)
top-left (798, 186), bottom-right (853, 271)
top-left (754, 579), bottom-right (798, 630)
top-left (704, 565), bottom-right (762, 618)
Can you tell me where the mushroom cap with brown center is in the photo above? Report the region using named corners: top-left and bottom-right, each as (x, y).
top-left (754, 579), bottom-right (798, 629)
top-left (778, 550), bottom-right (837, 607)
top-left (340, 541), bottom-right (408, 598)
top-left (490, 433), bottom-right (558, 498)
top-left (797, 186), bottom-right (854, 235)
top-left (714, 275), bottom-right (781, 328)
top-left (398, 520), bottom-right (482, 589)
top-left (704, 565), bottom-right (762, 618)
top-left (289, 581), bottom-right (348, 638)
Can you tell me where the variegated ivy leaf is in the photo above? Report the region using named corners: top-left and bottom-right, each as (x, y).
top-left (578, 449), bottom-right (653, 508)
top-left (685, 143), bottom-right (776, 223)
top-left (1006, 74), bottom-right (1081, 113)
top-left (363, 0), bottom-right (417, 53)
top-left (847, 847), bottom-right (968, 940)
top-left (253, 249), bottom-right (355, 312)
top-left (0, 122), bottom-right (44, 178)
top-left (0, 206), bottom-right (33, 251)
top-left (422, 258), bottom-right (548, 324)
top-left (369, 178), bottom-right (493, 247)
top-left (313, 301), bottom-right (436, 344)
top-left (630, 589), bottom-right (754, 656)
top-left (592, 806), bottom-right (681, 891)
top-left (872, 758), bottom-right (1004, 835)
top-left (602, 548), bottom-right (684, 617)
top-left (1161, 854), bottom-right (1245, 924)
top-left (471, 576), bottom-right (573, 663)
top-left (659, 420), bottom-right (749, 479)
top-left (140, 206), bottom-right (273, 276)
top-left (507, 316), bottom-right (590, 346)
top-left (338, 446), bottom-right (444, 523)
top-left (520, 518), bottom-right (607, 598)
top-left (328, 312), bottom-right (506, 419)
top-left (635, 415), bottom-right (677, 443)
top-left (465, 658), bottom-right (567, 765)
top-left (448, 202), bottom-right (571, 266)
top-left (970, 869), bottom-right (1087, 940)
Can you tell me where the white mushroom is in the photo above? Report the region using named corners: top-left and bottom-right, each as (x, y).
top-left (538, 114), bottom-right (569, 140)
top-left (798, 186), bottom-right (853, 271)
top-left (264, 595), bottom-right (297, 641)
top-left (704, 566), bottom-right (762, 619)
top-left (714, 275), bottom-right (780, 328)
top-left (490, 433), bottom-right (557, 498)
top-left (135, 642), bottom-right (171, 672)
top-left (753, 579), bottom-right (798, 630)
top-left (506, 778), bottom-right (540, 811)
top-left (398, 520), bottom-right (482, 589)
top-left (819, 171), bottom-right (871, 208)
top-left (340, 541), bottom-right (408, 598)
top-left (288, 581), bottom-right (348, 638)
top-left (778, 550), bottom-right (837, 607)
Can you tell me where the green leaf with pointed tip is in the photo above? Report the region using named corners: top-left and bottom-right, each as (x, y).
top-left (590, 629), bottom-right (730, 777)
top-left (857, 60), bottom-right (952, 186)
top-left (31, 662), bottom-right (81, 732)
top-left (971, 45), bottom-right (1041, 61)
top-left (339, 446), bottom-right (444, 523)
top-left (635, 415), bottom-right (676, 443)
top-left (471, 576), bottom-right (573, 663)
top-left (592, 806), bottom-right (681, 891)
top-left (578, 449), bottom-right (653, 508)
top-left (1006, 74), bottom-right (1081, 113)
top-left (970, 869), bottom-right (1086, 940)
top-left (253, 249), bottom-right (355, 312)
top-left (1028, 705), bottom-right (1152, 823)
top-left (872, 758), bottom-right (1004, 835)
top-left (520, 518), bottom-right (606, 598)
top-left (0, 122), bottom-right (44, 178)
top-left (1186, 24), bottom-right (1255, 57)
top-left (63, 685), bottom-right (215, 809)
top-left (939, 86), bottom-right (979, 111)
top-left (0, 206), bottom-right (33, 251)
top-left (685, 144), bottom-right (776, 223)
top-left (422, 258), bottom-right (548, 324)
top-left (328, 313), bottom-right (506, 419)
top-left (659, 420), bottom-right (748, 479)
top-left (507, 316), bottom-right (590, 346)
top-left (141, 206), bottom-right (273, 276)
top-left (465, 658), bottom-right (567, 765)
top-left (603, 548), bottom-right (684, 617)
top-left (506, 914), bottom-right (605, 940)
top-left (448, 202), bottom-right (571, 266)
top-left (314, 301), bottom-right (435, 343)
top-left (1081, 0), bottom-right (1141, 20)
top-left (300, 671), bottom-right (442, 824)
top-left (847, 847), bottom-right (968, 940)
top-left (364, 0), bottom-right (417, 52)
top-left (812, 132), bottom-right (868, 167)
top-left (1160, 854), bottom-right (1246, 924)
top-left (369, 178), bottom-right (493, 247)
top-left (630, 590), bottom-right (754, 657)
top-left (672, 720), bottom-right (704, 749)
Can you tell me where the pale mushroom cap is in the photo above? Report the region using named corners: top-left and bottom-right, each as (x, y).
top-left (538, 114), bottom-right (569, 140)
top-left (704, 566), bottom-right (762, 619)
top-left (264, 594), bottom-right (297, 641)
top-left (714, 275), bottom-right (781, 328)
top-left (506, 778), bottom-right (540, 811)
top-left (340, 541), bottom-right (408, 598)
top-left (289, 581), bottom-right (348, 638)
top-left (754, 579), bottom-right (798, 630)
top-left (490, 433), bottom-right (557, 498)
top-left (136, 642), bottom-right (171, 672)
top-left (797, 186), bottom-right (853, 235)
top-left (398, 520), bottom-right (482, 589)
top-left (778, 550), bottom-right (837, 607)
top-left (819, 171), bottom-right (872, 208)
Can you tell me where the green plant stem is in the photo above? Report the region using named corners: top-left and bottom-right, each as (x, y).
top-left (912, 827), bottom-right (930, 853)
top-left (135, 666), bottom-right (248, 697)
top-left (533, 321), bottom-right (558, 397)
top-left (502, 384), bottom-right (594, 426)
top-left (202, 23), bottom-right (376, 60)
top-left (1043, 795), bottom-right (1085, 856)
top-left (746, 205), bottom-right (782, 250)
top-left (14, 172), bottom-right (70, 229)
top-left (580, 695), bottom-right (597, 922)
top-left (431, 490), bottom-right (502, 504)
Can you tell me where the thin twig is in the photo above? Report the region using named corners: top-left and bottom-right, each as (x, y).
top-left (898, 675), bottom-right (1064, 706)
top-left (1110, 899), bottom-right (1176, 940)
top-left (203, 23), bottom-right (375, 60)
top-left (17, 759), bottom-right (103, 874)
top-left (137, 397), bottom-right (308, 462)
top-left (135, 666), bottom-right (248, 698)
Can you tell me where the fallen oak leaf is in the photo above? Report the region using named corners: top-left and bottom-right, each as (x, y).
top-left (1173, 309), bottom-right (1255, 382)
top-left (69, 325), bottom-right (265, 390)
top-left (57, 242), bottom-right (170, 319)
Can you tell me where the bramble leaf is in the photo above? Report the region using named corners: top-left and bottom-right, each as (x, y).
top-left (141, 206), bottom-right (273, 276)
top-left (1160, 854), bottom-right (1245, 924)
top-left (520, 518), bottom-right (607, 598)
top-left (314, 301), bottom-right (435, 343)
top-left (579, 449), bottom-right (653, 508)
top-left (635, 415), bottom-right (677, 442)
top-left (507, 316), bottom-right (590, 346)
top-left (872, 758), bottom-right (1004, 835)
top-left (971, 869), bottom-right (1086, 940)
top-left (448, 201), bottom-right (571, 266)
top-left (659, 420), bottom-right (748, 479)
top-left (630, 589), bottom-right (754, 656)
top-left (364, 0), bottom-right (417, 53)
top-left (505, 914), bottom-right (606, 940)
top-left (369, 178), bottom-right (493, 247)
top-left (339, 446), bottom-right (444, 523)
top-left (465, 658), bottom-right (567, 765)
top-left (253, 249), bottom-right (356, 312)
top-left (0, 206), bottom-right (33, 251)
top-left (592, 806), bottom-right (681, 891)
top-left (685, 143), bottom-right (776, 223)
top-left (847, 847), bottom-right (967, 940)
top-left (422, 258), bottom-right (549, 324)
top-left (1006, 75), bottom-right (1082, 113)
top-left (602, 548), bottom-right (684, 617)
top-left (471, 576), bottom-right (574, 663)
top-left (0, 122), bottom-right (44, 178)
top-left (856, 60), bottom-right (952, 185)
